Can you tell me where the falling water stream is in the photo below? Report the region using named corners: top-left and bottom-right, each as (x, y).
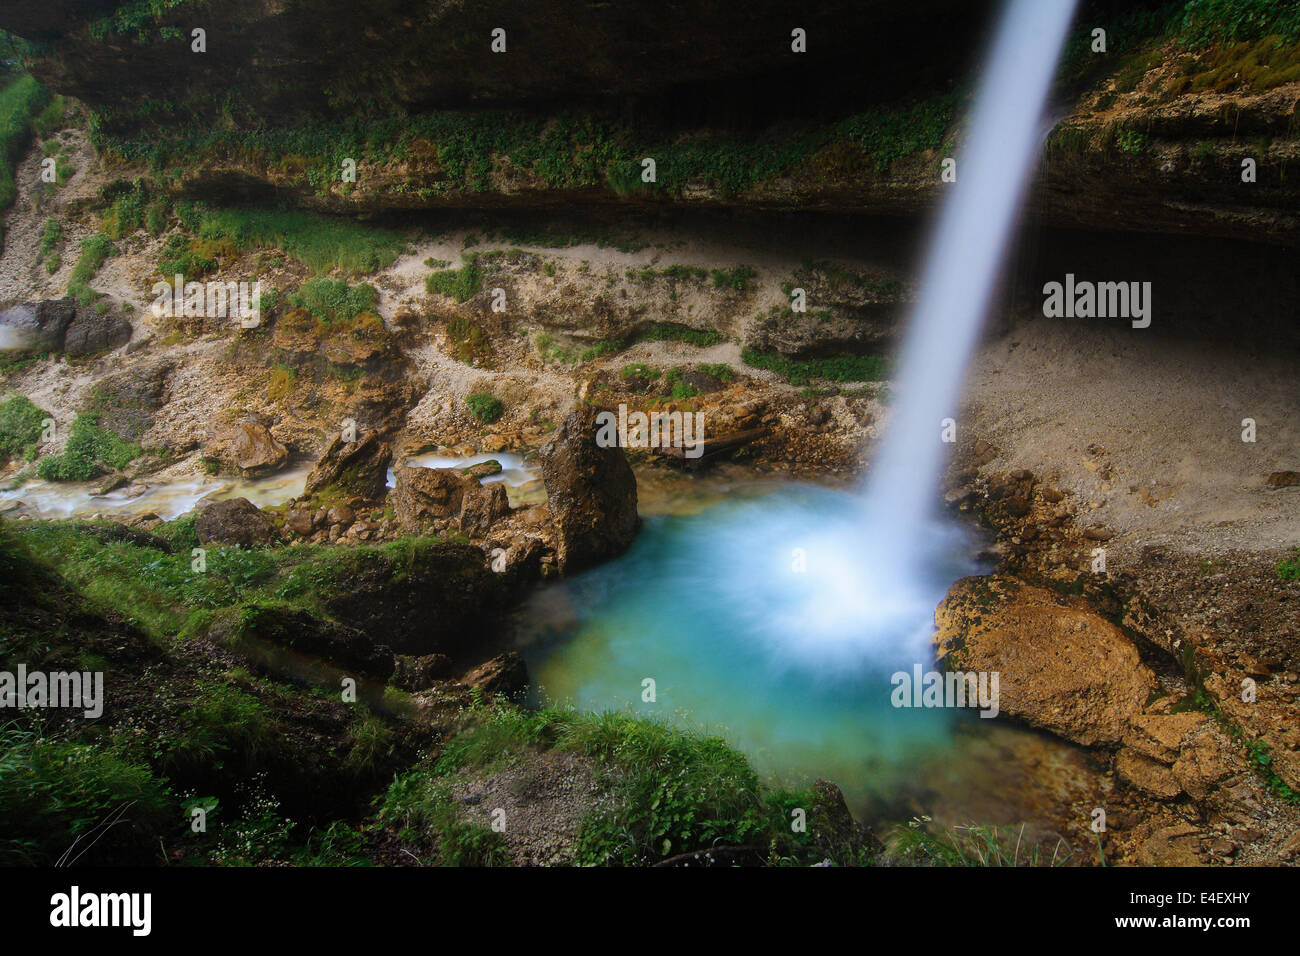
top-left (519, 0), bottom-right (1084, 823)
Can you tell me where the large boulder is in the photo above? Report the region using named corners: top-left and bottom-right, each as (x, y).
top-left (539, 407), bottom-right (639, 571)
top-left (303, 429), bottom-right (391, 501)
top-left (459, 651), bottom-right (529, 699)
top-left (0, 298), bottom-right (75, 354)
top-left (194, 497), bottom-right (279, 547)
top-left (932, 575), bottom-right (1157, 746)
top-left (85, 360), bottom-right (172, 442)
top-left (203, 420), bottom-right (290, 477)
top-left (63, 309), bottom-right (132, 357)
top-left (391, 465), bottom-right (510, 536)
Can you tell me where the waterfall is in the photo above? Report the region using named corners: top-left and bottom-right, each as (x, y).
top-left (862, 0), bottom-right (1078, 567)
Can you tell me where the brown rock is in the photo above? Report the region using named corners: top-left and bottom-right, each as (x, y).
top-left (303, 430), bottom-right (391, 501)
top-left (1117, 749), bottom-right (1183, 799)
top-left (1172, 729), bottom-right (1238, 801)
top-left (1266, 471), bottom-right (1300, 488)
top-left (1123, 713), bottom-right (1209, 763)
top-left (932, 575), bottom-right (1157, 746)
top-left (194, 497), bottom-right (278, 547)
top-left (391, 466), bottom-right (466, 533)
top-left (459, 651), bottom-right (528, 698)
top-left (204, 420), bottom-right (289, 477)
top-left (539, 407), bottom-right (639, 572)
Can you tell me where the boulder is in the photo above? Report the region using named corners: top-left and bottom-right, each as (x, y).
top-left (539, 407), bottom-right (639, 572)
top-left (932, 575), bottom-right (1157, 746)
top-left (194, 497), bottom-right (279, 547)
top-left (393, 652), bottom-right (454, 691)
top-left (203, 420), bottom-right (290, 477)
top-left (391, 465), bottom-right (510, 536)
top-left (303, 430), bottom-right (391, 501)
top-left (0, 299), bottom-right (75, 354)
top-left (63, 309), bottom-right (132, 357)
top-left (459, 651), bottom-right (529, 698)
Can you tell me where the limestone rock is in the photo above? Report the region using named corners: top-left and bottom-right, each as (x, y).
top-left (303, 430), bottom-right (391, 501)
top-left (203, 420), bottom-right (290, 477)
top-left (539, 407), bottom-right (639, 572)
top-left (932, 575), bottom-right (1157, 746)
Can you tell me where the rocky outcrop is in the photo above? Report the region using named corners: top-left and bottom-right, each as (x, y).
top-left (932, 575), bottom-right (1157, 746)
top-left (63, 309), bottom-right (132, 357)
top-left (459, 651), bottom-right (529, 699)
top-left (321, 541), bottom-right (503, 656)
top-left (0, 297), bottom-right (130, 357)
top-left (213, 602), bottom-right (395, 682)
top-left (203, 420), bottom-right (290, 477)
top-left (303, 430), bottom-right (391, 501)
top-left (539, 407), bottom-right (639, 572)
top-left (194, 496), bottom-right (279, 547)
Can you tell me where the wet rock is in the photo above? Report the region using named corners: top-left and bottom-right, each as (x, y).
top-left (1266, 471), bottom-right (1300, 489)
top-left (203, 420), bottom-right (290, 477)
top-left (933, 575), bottom-right (1157, 746)
top-left (463, 459), bottom-right (502, 479)
top-left (808, 778), bottom-right (882, 863)
top-left (213, 603), bottom-right (395, 681)
top-left (459, 651), bottom-right (529, 698)
top-left (194, 497), bottom-right (279, 547)
top-left (539, 407), bottom-right (639, 572)
top-left (680, 370), bottom-right (725, 394)
top-left (303, 430), bottom-right (391, 501)
top-left (286, 505), bottom-right (316, 537)
top-left (459, 481), bottom-right (510, 537)
top-left (85, 360), bottom-right (172, 442)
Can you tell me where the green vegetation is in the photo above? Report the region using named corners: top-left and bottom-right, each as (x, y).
top-left (67, 234), bottom-right (115, 305)
top-left (157, 232), bottom-right (217, 279)
top-left (840, 92), bottom-right (962, 172)
top-left (0, 724), bottom-right (174, 866)
top-left (1277, 548), bottom-right (1300, 582)
top-left (447, 316), bottom-right (491, 365)
top-left (425, 255), bottom-right (483, 302)
top-left (35, 414), bottom-right (140, 482)
top-left (0, 73), bottom-right (51, 212)
top-left (287, 277), bottom-right (379, 324)
top-left (710, 265), bottom-right (758, 292)
top-left (0, 395), bottom-right (49, 463)
top-left (741, 346), bottom-right (888, 386)
top-left (697, 362), bottom-right (734, 383)
top-left (39, 219), bottom-right (62, 274)
top-left (466, 392), bottom-right (504, 425)
top-left (377, 702), bottom-right (868, 867)
top-left (890, 816), bottom-right (1073, 867)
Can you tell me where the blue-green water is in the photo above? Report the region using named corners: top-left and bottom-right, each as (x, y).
top-left (515, 483), bottom-right (1033, 817)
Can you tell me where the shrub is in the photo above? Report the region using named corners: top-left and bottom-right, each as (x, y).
top-left (35, 414), bottom-right (141, 481)
top-left (287, 278), bottom-right (378, 324)
top-left (466, 393), bottom-right (504, 425)
top-left (0, 395), bottom-right (49, 463)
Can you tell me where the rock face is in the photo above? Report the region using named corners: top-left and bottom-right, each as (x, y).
top-left (932, 575), bottom-right (1157, 746)
top-left (303, 430), bottom-right (391, 501)
top-left (539, 407), bottom-right (639, 572)
top-left (194, 497), bottom-right (279, 547)
top-left (0, 298), bottom-right (129, 357)
top-left (203, 420), bottom-right (290, 477)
